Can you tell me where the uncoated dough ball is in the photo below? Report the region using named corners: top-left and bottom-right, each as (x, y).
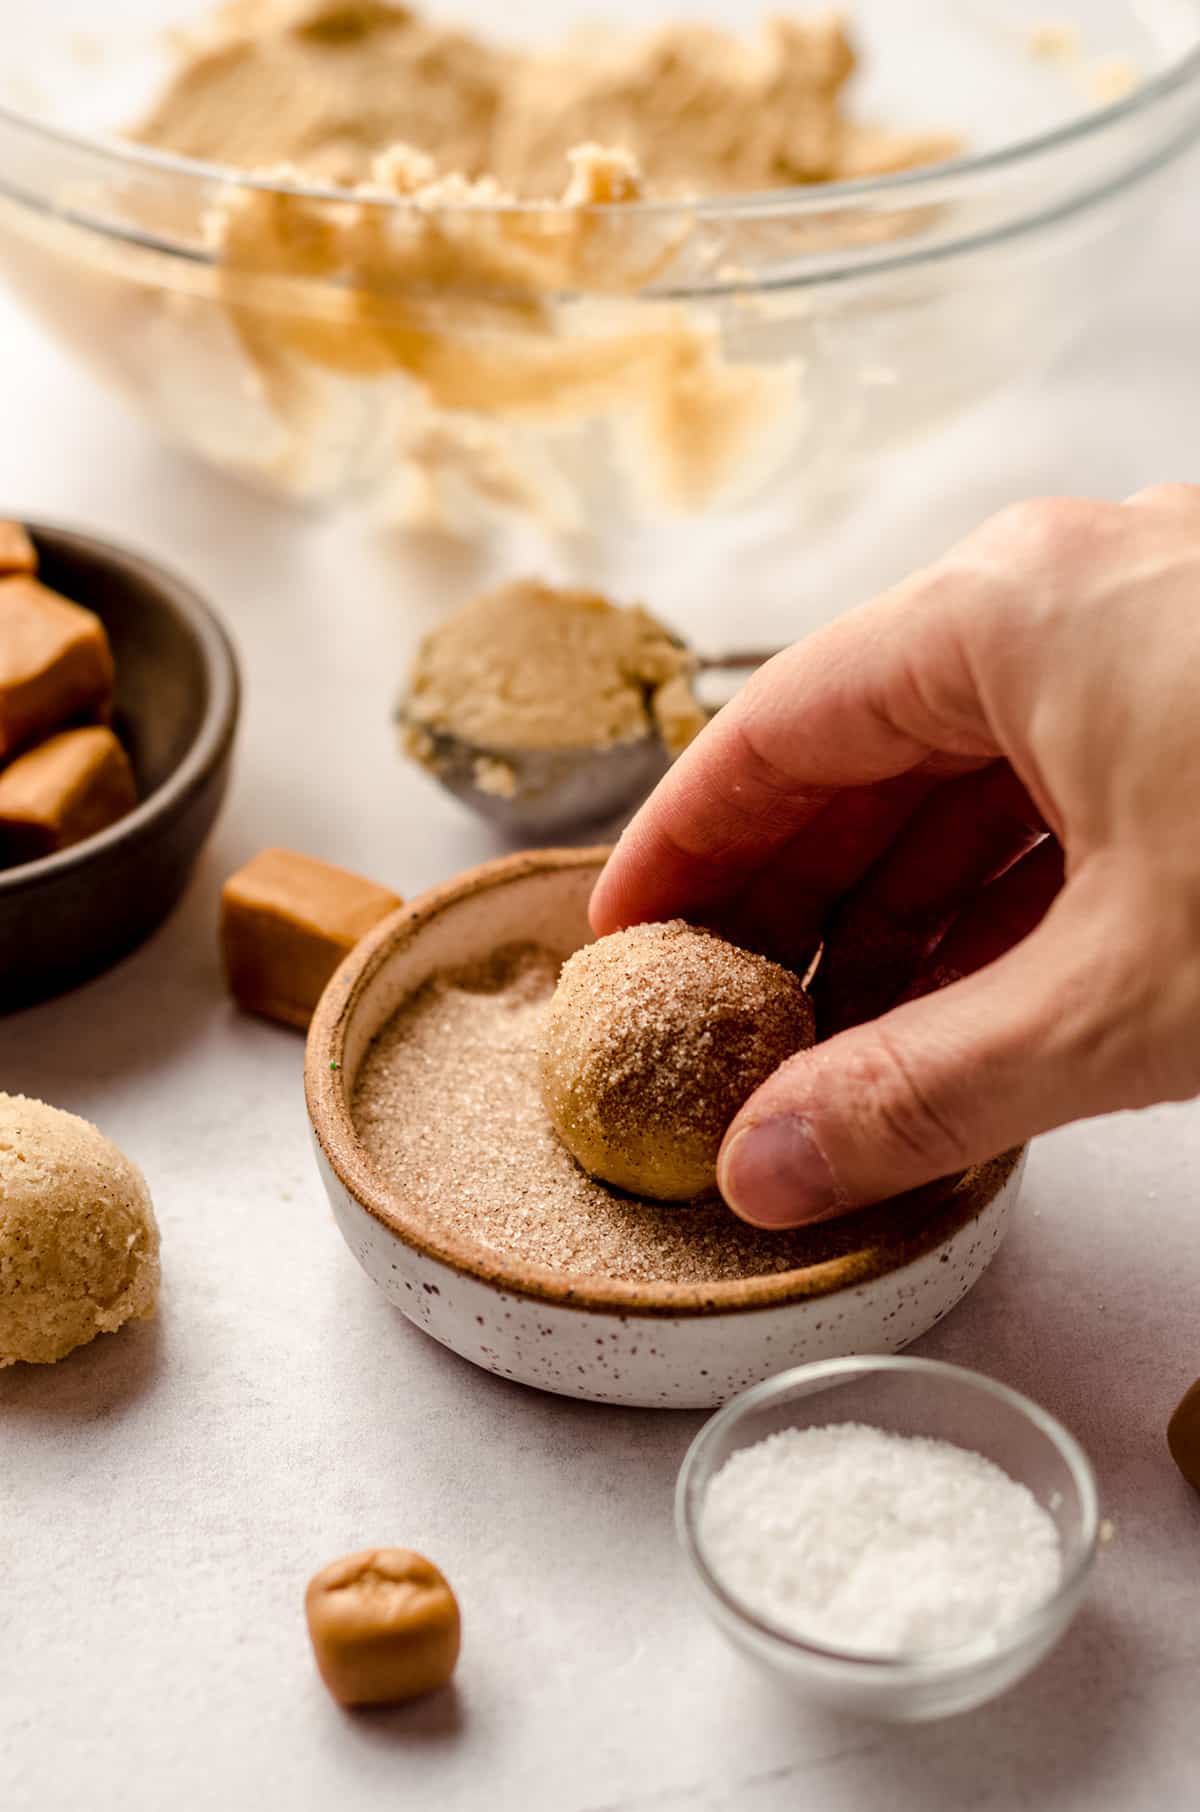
top-left (539, 921), bottom-right (815, 1203)
top-left (0, 1092), bottom-right (160, 1366)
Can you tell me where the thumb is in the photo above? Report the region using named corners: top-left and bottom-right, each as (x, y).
top-left (716, 879), bottom-right (1158, 1227)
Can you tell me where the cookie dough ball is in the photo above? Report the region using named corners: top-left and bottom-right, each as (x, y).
top-left (0, 1093), bottom-right (160, 1367)
top-left (539, 921), bottom-right (815, 1203)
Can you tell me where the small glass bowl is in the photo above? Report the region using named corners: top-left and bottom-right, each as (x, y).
top-left (676, 1356), bottom-right (1099, 1722)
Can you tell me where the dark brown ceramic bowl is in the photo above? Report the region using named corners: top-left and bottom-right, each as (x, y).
top-left (0, 521), bottom-right (239, 1010)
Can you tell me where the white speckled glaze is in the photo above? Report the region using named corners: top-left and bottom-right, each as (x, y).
top-left (306, 850), bottom-right (1024, 1410)
top-left (315, 1144), bottom-right (1022, 1408)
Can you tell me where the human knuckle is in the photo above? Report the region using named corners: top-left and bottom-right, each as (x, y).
top-left (1107, 883), bottom-right (1200, 1097)
top-left (839, 1028), bottom-right (969, 1174)
top-left (1126, 481), bottom-right (1200, 516)
top-left (1046, 870), bottom-right (1200, 1107)
top-left (992, 496), bottom-right (1109, 569)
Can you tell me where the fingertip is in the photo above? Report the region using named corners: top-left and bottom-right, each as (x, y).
top-left (717, 1116), bottom-right (848, 1229)
top-left (587, 852), bottom-right (630, 936)
top-left (587, 877), bottom-right (612, 937)
top-left (588, 814), bottom-right (672, 934)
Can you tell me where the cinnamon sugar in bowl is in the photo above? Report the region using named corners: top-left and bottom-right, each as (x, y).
top-left (305, 849), bottom-right (1024, 1408)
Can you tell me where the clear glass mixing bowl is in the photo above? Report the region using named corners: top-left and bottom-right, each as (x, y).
top-left (676, 1356), bottom-right (1100, 1722)
top-left (0, 1), bottom-right (1197, 538)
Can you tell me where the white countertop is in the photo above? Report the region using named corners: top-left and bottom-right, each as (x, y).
top-left (3, 151), bottom-right (1200, 1812)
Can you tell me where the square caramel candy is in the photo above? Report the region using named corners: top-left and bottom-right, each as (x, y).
top-left (0, 727), bottom-right (137, 866)
top-left (0, 576), bottom-right (114, 760)
top-left (221, 847), bottom-right (403, 1030)
top-left (0, 521), bottom-right (36, 576)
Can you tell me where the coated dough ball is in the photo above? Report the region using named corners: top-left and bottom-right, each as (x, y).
top-left (539, 921), bottom-right (815, 1203)
top-left (0, 1092), bottom-right (160, 1367)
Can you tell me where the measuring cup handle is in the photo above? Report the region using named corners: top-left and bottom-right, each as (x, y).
top-left (696, 648), bottom-right (779, 673)
top-left (692, 649), bottom-right (779, 716)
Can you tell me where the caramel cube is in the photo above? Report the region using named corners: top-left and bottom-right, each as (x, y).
top-left (0, 521), bottom-right (36, 576)
top-left (0, 727), bottom-right (136, 866)
top-left (220, 847), bottom-right (402, 1030)
top-left (0, 576), bottom-right (114, 760)
top-left (305, 1549), bottom-right (461, 1707)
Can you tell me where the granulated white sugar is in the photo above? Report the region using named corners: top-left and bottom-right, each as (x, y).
top-left (699, 1424), bottom-right (1062, 1654)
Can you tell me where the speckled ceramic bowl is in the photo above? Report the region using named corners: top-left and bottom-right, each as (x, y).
top-left (305, 849), bottom-right (1024, 1409)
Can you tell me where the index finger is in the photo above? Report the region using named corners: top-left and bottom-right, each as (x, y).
top-left (590, 577), bottom-right (991, 935)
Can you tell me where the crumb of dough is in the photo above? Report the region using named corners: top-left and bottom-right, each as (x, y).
top-left (652, 671), bottom-right (712, 763)
top-left (561, 143), bottom-right (645, 207)
top-left (403, 579), bottom-right (707, 761)
top-left (1081, 57), bottom-right (1140, 105)
top-left (0, 1092), bottom-right (160, 1367)
top-left (471, 755), bottom-right (518, 799)
top-left (1027, 20), bottom-right (1083, 62)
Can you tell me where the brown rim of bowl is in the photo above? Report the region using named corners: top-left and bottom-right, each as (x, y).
top-left (305, 847), bottom-right (1022, 1319)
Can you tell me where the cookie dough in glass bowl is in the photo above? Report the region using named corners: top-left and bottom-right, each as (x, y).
top-left (0, 0), bottom-right (1197, 544)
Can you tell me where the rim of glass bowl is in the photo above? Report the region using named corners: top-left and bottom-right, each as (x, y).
top-left (675, 1355), bottom-right (1101, 1680)
top-left (0, 27), bottom-right (1198, 298)
top-left (3, 31), bottom-right (1200, 220)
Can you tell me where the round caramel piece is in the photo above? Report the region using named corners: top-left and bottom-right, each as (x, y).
top-left (305, 1548), bottom-right (461, 1707)
top-left (538, 920), bottom-right (815, 1203)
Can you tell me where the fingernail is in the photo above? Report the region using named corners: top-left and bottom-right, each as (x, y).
top-left (718, 1118), bottom-right (842, 1228)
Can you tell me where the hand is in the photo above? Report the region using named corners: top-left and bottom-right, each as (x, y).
top-left (590, 485), bottom-right (1200, 1227)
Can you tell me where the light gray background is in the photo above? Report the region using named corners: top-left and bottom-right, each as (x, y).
top-left (2, 119), bottom-right (1199, 1812)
